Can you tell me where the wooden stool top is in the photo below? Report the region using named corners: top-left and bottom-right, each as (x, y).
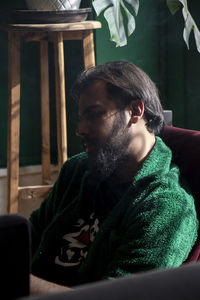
top-left (0, 21), bottom-right (101, 32)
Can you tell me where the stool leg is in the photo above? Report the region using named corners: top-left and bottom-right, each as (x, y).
top-left (7, 32), bottom-right (20, 213)
top-left (40, 40), bottom-right (51, 184)
top-left (54, 32), bottom-right (67, 171)
top-left (83, 30), bottom-right (95, 69)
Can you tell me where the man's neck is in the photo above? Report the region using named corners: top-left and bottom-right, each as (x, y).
top-left (114, 132), bottom-right (156, 183)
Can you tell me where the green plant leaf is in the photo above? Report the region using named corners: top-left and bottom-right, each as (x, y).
top-left (167, 0), bottom-right (200, 53)
top-left (183, 13), bottom-right (200, 53)
top-left (92, 0), bottom-right (112, 16)
top-left (104, 5), bottom-right (127, 46)
top-left (194, 26), bottom-right (200, 53)
top-left (125, 0), bottom-right (139, 15)
top-left (179, 0), bottom-right (200, 53)
top-left (182, 10), bottom-right (193, 49)
top-left (92, 0), bottom-right (139, 47)
top-left (121, 0), bottom-right (136, 36)
top-left (166, 0), bottom-right (182, 15)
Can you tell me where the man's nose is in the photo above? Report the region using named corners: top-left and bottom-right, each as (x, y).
top-left (76, 118), bottom-right (89, 137)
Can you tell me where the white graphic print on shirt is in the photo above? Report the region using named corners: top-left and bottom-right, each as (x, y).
top-left (55, 212), bottom-right (99, 267)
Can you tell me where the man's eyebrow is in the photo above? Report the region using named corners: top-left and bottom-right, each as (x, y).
top-left (79, 104), bottom-right (103, 117)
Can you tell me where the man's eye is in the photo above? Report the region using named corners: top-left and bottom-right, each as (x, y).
top-left (87, 111), bottom-right (104, 121)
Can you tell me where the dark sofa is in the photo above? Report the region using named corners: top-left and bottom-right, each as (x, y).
top-left (20, 263), bottom-right (200, 300)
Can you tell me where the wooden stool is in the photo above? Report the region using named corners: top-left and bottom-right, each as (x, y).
top-left (0, 21), bottom-right (101, 213)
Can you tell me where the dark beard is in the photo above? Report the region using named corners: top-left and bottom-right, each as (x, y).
top-left (87, 112), bottom-right (132, 181)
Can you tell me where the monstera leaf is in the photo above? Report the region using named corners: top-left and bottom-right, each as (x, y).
top-left (92, 0), bottom-right (200, 52)
top-left (167, 0), bottom-right (200, 53)
top-left (92, 0), bottom-right (139, 47)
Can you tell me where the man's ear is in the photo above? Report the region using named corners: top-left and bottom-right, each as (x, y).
top-left (128, 100), bottom-right (144, 125)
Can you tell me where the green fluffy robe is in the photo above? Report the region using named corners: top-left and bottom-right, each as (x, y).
top-left (30, 137), bottom-right (198, 286)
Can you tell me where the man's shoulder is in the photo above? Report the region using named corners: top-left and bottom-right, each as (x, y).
top-left (126, 165), bottom-right (197, 223)
top-left (131, 136), bottom-right (196, 209)
top-left (133, 136), bottom-right (172, 185)
top-left (140, 168), bottom-right (196, 218)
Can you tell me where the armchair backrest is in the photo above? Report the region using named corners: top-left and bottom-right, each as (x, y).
top-left (161, 126), bottom-right (200, 262)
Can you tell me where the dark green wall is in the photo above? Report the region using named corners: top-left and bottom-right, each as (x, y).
top-left (159, 0), bottom-right (200, 130)
top-left (0, 0), bottom-right (199, 168)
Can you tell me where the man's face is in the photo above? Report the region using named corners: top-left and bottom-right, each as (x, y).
top-left (76, 81), bottom-right (132, 179)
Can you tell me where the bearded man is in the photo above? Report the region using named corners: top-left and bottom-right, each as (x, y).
top-left (30, 61), bottom-right (198, 294)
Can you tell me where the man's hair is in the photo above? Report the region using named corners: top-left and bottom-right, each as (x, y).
top-left (71, 60), bottom-right (164, 135)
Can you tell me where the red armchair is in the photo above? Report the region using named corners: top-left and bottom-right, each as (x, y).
top-left (161, 126), bottom-right (200, 262)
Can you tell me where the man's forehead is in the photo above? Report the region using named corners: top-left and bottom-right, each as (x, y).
top-left (80, 80), bottom-right (107, 99)
top-left (78, 80), bottom-right (116, 114)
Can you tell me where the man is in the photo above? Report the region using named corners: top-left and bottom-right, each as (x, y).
top-left (30, 61), bottom-right (198, 293)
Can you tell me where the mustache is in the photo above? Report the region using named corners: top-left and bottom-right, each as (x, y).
top-left (81, 137), bottom-right (98, 147)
